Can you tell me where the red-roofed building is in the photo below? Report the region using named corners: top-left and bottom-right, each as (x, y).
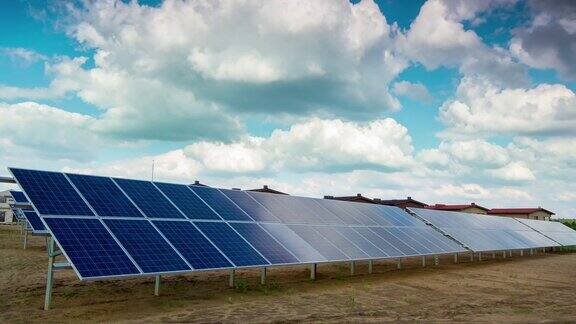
top-left (247, 185), bottom-right (289, 195)
top-left (488, 207), bottom-right (554, 221)
top-left (374, 197), bottom-right (427, 209)
top-left (324, 193), bottom-right (375, 204)
top-left (425, 203), bottom-right (489, 214)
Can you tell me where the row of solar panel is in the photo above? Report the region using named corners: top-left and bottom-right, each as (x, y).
top-left (409, 208), bottom-right (576, 251)
top-left (10, 168), bottom-right (423, 227)
top-left (45, 217), bottom-right (466, 279)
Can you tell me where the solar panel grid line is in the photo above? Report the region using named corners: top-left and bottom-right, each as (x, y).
top-left (251, 222), bottom-right (305, 263)
top-left (147, 220), bottom-right (197, 270)
top-left (215, 221), bottom-right (275, 265)
top-left (151, 182), bottom-right (198, 220)
top-left (386, 227), bottom-right (435, 254)
top-left (219, 189), bottom-right (281, 223)
top-left (230, 222), bottom-right (301, 265)
top-left (112, 178), bottom-right (186, 219)
top-left (152, 220), bottom-right (234, 270)
top-left (154, 182), bottom-right (223, 221)
top-left (333, 226), bottom-right (388, 258)
top-left (9, 190), bottom-right (29, 203)
top-left (353, 205), bottom-right (392, 227)
top-left (513, 218), bottom-right (565, 246)
top-left (189, 186), bottom-right (254, 222)
top-left (62, 173), bottom-right (105, 218)
top-left (23, 210), bottom-right (48, 233)
top-left (316, 200), bottom-right (364, 225)
top-left (96, 218), bottom-right (146, 275)
top-left (288, 225), bottom-right (350, 261)
top-left (369, 227), bottom-right (419, 256)
top-left (247, 192), bottom-right (315, 224)
top-left (400, 227), bottom-right (447, 254)
top-left (412, 227), bottom-right (465, 253)
top-left (188, 221), bottom-right (239, 267)
top-left (260, 223), bottom-right (327, 263)
top-left (297, 198), bottom-right (346, 225)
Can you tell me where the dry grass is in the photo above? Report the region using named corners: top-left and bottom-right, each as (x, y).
top-left (1, 225), bottom-right (576, 323)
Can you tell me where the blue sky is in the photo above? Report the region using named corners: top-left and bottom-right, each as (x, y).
top-left (0, 0), bottom-right (575, 218)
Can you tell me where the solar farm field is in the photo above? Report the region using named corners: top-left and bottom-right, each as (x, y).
top-left (2, 225), bottom-right (576, 323)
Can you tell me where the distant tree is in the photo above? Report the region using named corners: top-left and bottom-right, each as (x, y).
top-left (561, 220), bottom-right (576, 230)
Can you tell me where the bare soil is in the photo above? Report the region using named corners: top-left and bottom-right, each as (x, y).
top-left (1, 225), bottom-right (575, 323)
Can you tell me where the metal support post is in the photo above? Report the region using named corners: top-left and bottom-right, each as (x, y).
top-left (530, 248), bottom-right (533, 256)
top-left (350, 261), bottom-right (355, 276)
top-left (520, 250), bottom-right (524, 257)
top-left (509, 250), bottom-right (513, 257)
top-left (503, 251), bottom-right (507, 258)
top-left (397, 259), bottom-right (402, 270)
top-left (368, 260), bottom-right (373, 274)
top-left (434, 255), bottom-right (439, 266)
top-left (454, 253), bottom-right (458, 264)
top-left (492, 252), bottom-right (496, 259)
top-left (470, 252), bottom-right (474, 262)
top-left (229, 269), bottom-right (235, 288)
top-left (422, 256), bottom-right (426, 267)
top-left (23, 226), bottom-right (28, 249)
top-left (44, 237), bottom-right (55, 311)
top-left (310, 263), bottom-right (316, 280)
top-left (260, 267), bottom-right (266, 285)
top-left (154, 275), bottom-right (161, 296)
top-left (478, 253), bottom-right (482, 261)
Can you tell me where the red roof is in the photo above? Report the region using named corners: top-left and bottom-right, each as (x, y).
top-left (488, 207), bottom-right (554, 215)
top-left (324, 194), bottom-right (376, 204)
top-left (247, 185), bottom-right (289, 195)
top-left (425, 203), bottom-right (489, 212)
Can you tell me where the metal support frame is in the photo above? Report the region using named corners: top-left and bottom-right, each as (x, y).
top-left (520, 250), bottom-right (524, 257)
top-left (478, 252), bottom-right (482, 261)
top-left (503, 251), bottom-right (507, 258)
top-left (43, 236), bottom-right (70, 310)
top-left (493, 252), bottom-right (496, 259)
top-left (368, 260), bottom-right (373, 274)
top-left (509, 250), bottom-right (513, 257)
top-left (422, 256), bottom-right (426, 267)
top-left (454, 253), bottom-right (458, 264)
top-left (396, 258), bottom-right (402, 270)
top-left (229, 269), bottom-right (235, 288)
top-left (310, 263), bottom-right (316, 280)
top-left (260, 267), bottom-right (266, 285)
top-left (434, 255), bottom-right (439, 266)
top-left (350, 261), bottom-right (355, 276)
top-left (530, 248), bottom-right (534, 256)
top-left (154, 275), bottom-right (161, 296)
top-left (23, 223), bottom-right (28, 249)
top-left (470, 252), bottom-right (474, 262)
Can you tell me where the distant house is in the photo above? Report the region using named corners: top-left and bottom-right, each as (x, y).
top-left (488, 207), bottom-right (554, 221)
top-left (248, 185), bottom-right (289, 195)
top-left (324, 193), bottom-right (375, 204)
top-left (425, 203), bottom-right (489, 214)
top-left (374, 197), bottom-right (427, 209)
top-left (0, 190), bottom-right (15, 223)
top-left (190, 180), bottom-right (209, 187)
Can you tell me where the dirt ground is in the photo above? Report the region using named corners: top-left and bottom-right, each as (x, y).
top-left (1, 225), bottom-right (575, 323)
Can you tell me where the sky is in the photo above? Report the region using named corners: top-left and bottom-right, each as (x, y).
top-left (0, 0), bottom-right (575, 218)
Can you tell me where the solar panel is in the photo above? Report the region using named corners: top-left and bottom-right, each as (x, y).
top-left (352, 227), bottom-right (404, 257)
top-left (288, 225), bottom-right (349, 260)
top-left (154, 182), bottom-right (222, 220)
top-left (409, 208), bottom-right (560, 251)
top-left (113, 178), bottom-right (185, 219)
top-left (230, 223), bottom-right (299, 264)
top-left (260, 223), bottom-right (326, 263)
top-left (313, 226), bottom-right (370, 259)
top-left (370, 227), bottom-right (419, 256)
top-left (153, 220), bottom-right (233, 269)
top-left (516, 218), bottom-right (576, 246)
top-left (194, 221), bottom-right (269, 267)
top-left (23, 210), bottom-right (46, 232)
top-left (10, 168), bottom-right (94, 216)
top-left (247, 192), bottom-right (319, 224)
top-left (9, 190), bottom-right (28, 203)
top-left (67, 174), bottom-right (144, 218)
top-left (384, 227), bottom-right (435, 254)
top-left (220, 189), bottom-right (280, 222)
top-left (293, 197), bottom-right (346, 225)
top-left (103, 219), bottom-right (191, 273)
top-left (43, 218), bottom-right (140, 279)
top-left (334, 227), bottom-right (388, 258)
top-left (315, 199), bottom-right (363, 225)
top-left (190, 186), bottom-right (253, 221)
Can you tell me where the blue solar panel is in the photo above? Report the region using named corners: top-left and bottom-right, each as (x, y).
top-left (113, 178), bottom-right (185, 219)
top-left (316, 199), bottom-right (363, 225)
top-left (10, 168), bottom-right (94, 216)
top-left (230, 223), bottom-right (299, 264)
top-left (220, 189), bottom-right (280, 222)
top-left (194, 222), bottom-right (269, 267)
top-left (353, 227), bottom-right (404, 257)
top-left (189, 186), bottom-right (253, 221)
top-left (154, 182), bottom-right (222, 220)
top-left (104, 219), bottom-right (190, 273)
top-left (153, 220), bottom-right (232, 270)
top-left (288, 225), bottom-right (349, 261)
top-left (67, 174), bottom-right (144, 218)
top-left (313, 226), bottom-right (369, 259)
top-left (23, 211), bottom-right (46, 232)
top-left (334, 227), bottom-right (387, 258)
top-left (261, 223), bottom-right (326, 263)
top-left (385, 227), bottom-right (435, 254)
top-left (247, 192), bottom-right (317, 224)
top-left (370, 227), bottom-right (419, 255)
top-left (9, 190), bottom-right (28, 203)
top-left (44, 218), bottom-right (140, 278)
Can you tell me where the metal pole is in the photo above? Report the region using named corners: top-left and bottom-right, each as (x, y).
top-left (368, 260), bottom-right (373, 274)
top-left (503, 251), bottom-right (506, 258)
top-left (350, 261), bottom-right (355, 276)
top-left (470, 252), bottom-right (474, 262)
top-left (509, 250), bottom-right (513, 257)
top-left (397, 259), bottom-right (402, 269)
top-left (23, 226), bottom-right (28, 250)
top-left (520, 250), bottom-right (524, 257)
top-left (434, 255), bottom-right (439, 266)
top-left (493, 252), bottom-right (496, 259)
top-left (422, 256), bottom-right (426, 267)
top-left (478, 252), bottom-right (482, 261)
top-left (44, 237), bottom-right (55, 311)
top-left (260, 267), bottom-right (266, 285)
top-left (154, 275), bottom-right (161, 296)
top-left (454, 253), bottom-right (458, 264)
top-left (530, 249), bottom-right (533, 256)
top-left (229, 269), bottom-right (235, 288)
top-left (310, 264), bottom-right (316, 280)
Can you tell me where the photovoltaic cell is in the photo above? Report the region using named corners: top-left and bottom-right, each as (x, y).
top-left (9, 190), bottom-right (28, 203)
top-left (334, 227), bottom-right (387, 258)
top-left (44, 218), bottom-right (139, 278)
top-left (154, 182), bottom-right (222, 220)
top-left (352, 227), bottom-right (404, 257)
top-left (190, 186), bottom-right (253, 221)
top-left (104, 219), bottom-right (190, 273)
top-left (315, 199), bottom-right (363, 225)
top-left (288, 225), bottom-right (349, 261)
top-left (113, 178), bottom-right (185, 219)
top-left (220, 189), bottom-right (280, 222)
top-left (313, 226), bottom-right (369, 259)
top-left (153, 220), bottom-right (232, 269)
top-left (23, 210), bottom-right (46, 232)
top-left (370, 227), bottom-right (419, 256)
top-left (230, 222), bottom-right (299, 264)
top-left (516, 218), bottom-right (576, 246)
top-left (194, 221), bottom-right (269, 267)
top-left (10, 168), bottom-right (94, 216)
top-left (261, 223), bottom-right (326, 263)
top-left (67, 174), bottom-right (144, 218)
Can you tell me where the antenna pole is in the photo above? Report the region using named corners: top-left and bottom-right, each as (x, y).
top-left (151, 159), bottom-right (155, 182)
